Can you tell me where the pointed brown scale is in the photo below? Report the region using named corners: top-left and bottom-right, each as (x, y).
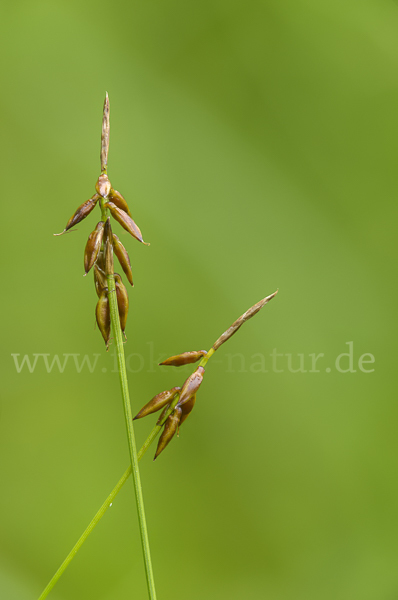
top-left (94, 264), bottom-right (107, 297)
top-left (153, 407), bottom-right (182, 461)
top-left (104, 218), bottom-right (114, 276)
top-left (159, 350), bottom-right (207, 367)
top-left (178, 395), bottom-right (196, 432)
top-left (96, 290), bottom-right (110, 350)
top-left (114, 273), bottom-right (129, 338)
top-left (112, 234), bottom-right (133, 286)
top-left (109, 189), bottom-right (132, 217)
top-left (133, 387), bottom-right (181, 420)
top-left (95, 174), bottom-right (111, 199)
top-left (106, 201), bottom-right (149, 245)
top-left (54, 194), bottom-right (100, 235)
top-left (84, 221), bottom-right (105, 275)
top-left (178, 366), bottom-right (205, 407)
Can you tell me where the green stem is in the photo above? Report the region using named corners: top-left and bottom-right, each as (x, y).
top-left (106, 271), bottom-right (157, 600)
top-left (37, 399), bottom-right (179, 600)
top-left (37, 466), bottom-right (131, 600)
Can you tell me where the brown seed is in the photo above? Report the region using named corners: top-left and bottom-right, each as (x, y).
top-left (96, 290), bottom-right (110, 349)
top-left (113, 234), bottom-right (133, 286)
top-left (104, 218), bottom-right (114, 276)
top-left (95, 174), bottom-right (111, 199)
top-left (114, 273), bottom-right (129, 337)
top-left (134, 387), bottom-right (181, 420)
top-left (84, 221), bottom-right (105, 275)
top-left (109, 189), bottom-right (132, 217)
top-left (159, 350), bottom-right (207, 367)
top-left (106, 201), bottom-right (149, 245)
top-left (94, 264), bottom-right (107, 297)
top-left (54, 194), bottom-right (100, 235)
top-left (178, 395), bottom-right (196, 432)
top-left (153, 406), bottom-right (182, 460)
top-left (178, 366), bottom-right (205, 406)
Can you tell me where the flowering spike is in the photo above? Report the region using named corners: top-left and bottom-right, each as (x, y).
top-left (106, 201), bottom-right (150, 245)
top-left (113, 234), bottom-right (133, 286)
top-left (178, 366), bottom-right (205, 406)
top-left (133, 387), bottom-right (181, 420)
top-left (84, 221), bottom-right (105, 275)
top-left (159, 350), bottom-right (207, 367)
top-left (153, 407), bottom-right (182, 460)
top-left (212, 291), bottom-right (279, 351)
top-left (100, 92), bottom-right (110, 173)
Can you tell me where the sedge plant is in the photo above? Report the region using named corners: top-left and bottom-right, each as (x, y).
top-left (39, 94), bottom-right (278, 600)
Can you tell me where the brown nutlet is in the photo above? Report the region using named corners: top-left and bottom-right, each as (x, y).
top-left (112, 234), bottom-right (133, 286)
top-left (178, 366), bottom-right (205, 406)
top-left (95, 174), bottom-right (111, 199)
top-left (106, 202), bottom-right (149, 245)
top-left (134, 387), bottom-right (181, 420)
top-left (114, 273), bottom-right (129, 337)
top-left (84, 221), bottom-right (105, 275)
top-left (154, 406), bottom-right (182, 460)
top-left (55, 194), bottom-right (100, 235)
top-left (159, 350), bottom-right (207, 367)
top-left (109, 189), bottom-right (132, 217)
top-left (96, 289), bottom-right (110, 349)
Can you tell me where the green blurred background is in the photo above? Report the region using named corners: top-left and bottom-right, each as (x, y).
top-left (1, 1), bottom-right (397, 598)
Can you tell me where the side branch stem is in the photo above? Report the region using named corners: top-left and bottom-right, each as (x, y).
top-left (37, 467), bottom-right (131, 600)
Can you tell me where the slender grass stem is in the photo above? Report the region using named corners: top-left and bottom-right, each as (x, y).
top-left (37, 398), bottom-right (180, 600)
top-left (37, 466), bottom-right (130, 600)
top-left (106, 271), bottom-right (157, 600)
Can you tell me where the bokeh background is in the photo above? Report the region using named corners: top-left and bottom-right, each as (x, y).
top-left (1, 1), bottom-right (398, 599)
